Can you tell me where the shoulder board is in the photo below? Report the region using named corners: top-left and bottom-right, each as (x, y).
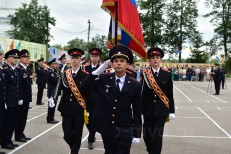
top-left (3, 65), bottom-right (8, 69)
top-left (128, 76), bottom-right (139, 83)
top-left (82, 69), bottom-right (89, 74)
top-left (17, 65), bottom-right (21, 69)
top-left (162, 68), bottom-right (170, 72)
top-left (125, 69), bottom-right (133, 74)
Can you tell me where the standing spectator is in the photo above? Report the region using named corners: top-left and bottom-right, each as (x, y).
top-left (195, 66), bottom-right (200, 81)
top-left (178, 67), bottom-right (183, 81)
top-left (182, 67), bottom-right (187, 81)
top-left (206, 66), bottom-right (211, 81)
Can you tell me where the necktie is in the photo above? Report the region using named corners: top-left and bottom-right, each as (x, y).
top-left (154, 72), bottom-right (158, 77)
top-left (116, 79), bottom-right (121, 94)
top-left (72, 73), bottom-right (76, 77)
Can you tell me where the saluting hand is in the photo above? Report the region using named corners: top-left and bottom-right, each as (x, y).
top-left (92, 59), bottom-right (111, 75)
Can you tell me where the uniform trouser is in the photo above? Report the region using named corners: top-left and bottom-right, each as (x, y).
top-left (15, 102), bottom-right (29, 140)
top-left (214, 80), bottom-right (221, 94)
top-left (86, 112), bottom-right (96, 143)
top-left (36, 84), bottom-right (45, 104)
top-left (1, 107), bottom-right (16, 146)
top-left (0, 110), bottom-right (3, 145)
top-left (143, 117), bottom-right (166, 154)
top-left (62, 115), bottom-right (84, 154)
top-left (101, 135), bottom-right (132, 154)
top-left (221, 78), bottom-right (225, 88)
top-left (47, 99), bottom-right (57, 122)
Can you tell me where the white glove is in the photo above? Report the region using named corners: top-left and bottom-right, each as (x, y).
top-left (132, 138), bottom-right (140, 144)
top-left (48, 97), bottom-right (55, 108)
top-left (92, 59), bottom-right (111, 75)
top-left (169, 113), bottom-right (175, 120)
top-left (5, 103), bottom-right (7, 110)
top-left (18, 100), bottom-right (23, 105)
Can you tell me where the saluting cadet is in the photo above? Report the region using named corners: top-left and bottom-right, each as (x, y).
top-left (0, 52), bottom-right (6, 154)
top-left (57, 48), bottom-right (89, 154)
top-left (46, 58), bottom-right (59, 124)
top-left (81, 45), bottom-right (142, 154)
top-left (58, 54), bottom-right (68, 71)
top-left (142, 47), bottom-right (175, 154)
top-left (1, 49), bottom-right (20, 149)
top-left (15, 49), bottom-right (32, 142)
top-left (35, 57), bottom-right (48, 105)
top-left (211, 63), bottom-right (221, 95)
top-left (84, 48), bottom-right (102, 150)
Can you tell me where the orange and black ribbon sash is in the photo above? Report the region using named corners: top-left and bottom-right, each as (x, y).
top-left (65, 69), bottom-right (89, 124)
top-left (143, 69), bottom-right (169, 109)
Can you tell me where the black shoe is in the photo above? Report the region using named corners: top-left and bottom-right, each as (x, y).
top-left (0, 152), bottom-right (6, 154)
top-left (24, 137), bottom-right (31, 140)
top-left (29, 107), bottom-right (32, 109)
top-left (213, 93), bottom-right (218, 95)
top-left (37, 103), bottom-right (44, 105)
top-left (16, 138), bottom-right (27, 142)
top-left (47, 120), bottom-right (59, 124)
top-left (88, 142), bottom-right (94, 150)
top-left (11, 143), bottom-right (19, 147)
top-left (2, 144), bottom-right (15, 149)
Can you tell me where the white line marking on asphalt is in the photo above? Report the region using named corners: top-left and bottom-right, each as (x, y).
top-left (27, 112), bottom-right (47, 122)
top-left (80, 147), bottom-right (105, 151)
top-left (8, 122), bottom-right (62, 154)
top-left (217, 107), bottom-right (221, 110)
top-left (81, 133), bottom-right (89, 143)
top-left (207, 100), bottom-right (210, 103)
top-left (197, 107), bottom-right (231, 139)
top-left (176, 116), bottom-right (207, 119)
top-left (163, 135), bottom-right (229, 139)
top-left (190, 84), bottom-right (227, 103)
top-left (174, 85), bottom-right (193, 102)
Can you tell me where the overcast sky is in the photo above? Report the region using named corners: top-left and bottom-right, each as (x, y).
top-left (0, 0), bottom-right (214, 58)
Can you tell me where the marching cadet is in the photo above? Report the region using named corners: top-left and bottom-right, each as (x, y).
top-left (46, 58), bottom-right (59, 124)
top-left (84, 48), bottom-right (102, 150)
top-left (211, 63), bottom-right (221, 95)
top-left (57, 48), bottom-right (89, 154)
top-left (81, 45), bottom-right (142, 154)
top-left (15, 49), bottom-right (32, 142)
top-left (58, 54), bottom-right (68, 71)
top-left (0, 52), bottom-right (6, 154)
top-left (35, 57), bottom-right (48, 105)
top-left (142, 47), bottom-right (175, 154)
top-left (1, 49), bottom-right (21, 149)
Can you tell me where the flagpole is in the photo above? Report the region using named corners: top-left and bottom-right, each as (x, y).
top-left (115, 0), bottom-right (118, 45)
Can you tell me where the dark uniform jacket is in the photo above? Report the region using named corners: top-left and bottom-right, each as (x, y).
top-left (84, 64), bottom-right (100, 112)
top-left (213, 68), bottom-right (221, 81)
top-left (84, 64), bottom-right (99, 74)
top-left (220, 68), bottom-right (226, 79)
top-left (17, 64), bottom-right (32, 103)
top-left (47, 68), bottom-right (59, 98)
top-left (142, 68), bottom-right (175, 118)
top-left (57, 68), bottom-right (88, 116)
top-left (2, 63), bottom-right (19, 108)
top-left (0, 67), bottom-right (5, 110)
top-left (81, 73), bottom-right (142, 138)
top-left (35, 65), bottom-right (48, 85)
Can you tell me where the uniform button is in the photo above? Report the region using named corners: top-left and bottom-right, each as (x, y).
top-left (154, 100), bottom-right (156, 102)
top-left (155, 95), bottom-right (157, 97)
top-left (112, 121), bottom-right (114, 123)
top-left (112, 114), bottom-right (115, 117)
top-left (113, 107), bottom-right (116, 110)
top-left (115, 100), bottom-right (117, 102)
top-left (71, 94), bottom-right (73, 96)
top-left (70, 99), bottom-right (72, 101)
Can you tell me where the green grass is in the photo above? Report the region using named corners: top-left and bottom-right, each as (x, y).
top-left (226, 74), bottom-right (231, 78)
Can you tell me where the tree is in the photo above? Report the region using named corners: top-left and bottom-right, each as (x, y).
top-left (186, 50), bottom-right (209, 63)
top-left (64, 38), bottom-right (88, 51)
top-left (7, 0), bottom-right (56, 45)
top-left (163, 0), bottom-right (202, 63)
top-left (204, 0), bottom-right (231, 71)
top-left (139, 0), bottom-right (166, 47)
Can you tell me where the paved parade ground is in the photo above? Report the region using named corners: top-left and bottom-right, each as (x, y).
top-left (2, 79), bottom-right (231, 154)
